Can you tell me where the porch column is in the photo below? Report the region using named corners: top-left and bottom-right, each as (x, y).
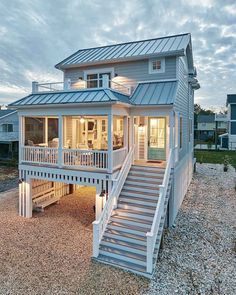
top-left (19, 175), bottom-right (32, 218)
top-left (58, 115), bottom-right (63, 168)
top-left (124, 116), bottom-right (128, 151)
top-left (108, 113), bottom-right (113, 173)
top-left (19, 116), bottom-right (25, 164)
top-left (95, 184), bottom-right (103, 220)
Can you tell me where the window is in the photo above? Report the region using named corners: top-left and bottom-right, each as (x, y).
top-left (231, 122), bottom-right (236, 135)
top-left (1, 124), bottom-right (13, 132)
top-left (231, 105), bottom-right (236, 120)
top-left (149, 58), bottom-right (165, 74)
top-left (85, 68), bottom-right (114, 88)
top-left (179, 116), bottom-right (183, 149)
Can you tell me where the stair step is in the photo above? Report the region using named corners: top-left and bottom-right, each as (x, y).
top-left (118, 202), bottom-right (156, 213)
top-left (114, 208), bottom-right (154, 221)
top-left (123, 185), bottom-right (159, 194)
top-left (121, 189), bottom-right (158, 197)
top-left (110, 215), bottom-right (152, 229)
top-left (107, 222), bottom-right (147, 236)
top-left (101, 238), bottom-right (146, 255)
top-left (126, 175), bottom-right (162, 185)
top-left (119, 198), bottom-right (157, 207)
top-left (129, 171), bottom-right (164, 179)
top-left (120, 191), bottom-right (159, 201)
top-left (99, 246), bottom-right (146, 266)
top-left (103, 230), bottom-right (146, 246)
top-left (96, 254), bottom-right (147, 274)
top-left (132, 165), bottom-right (165, 172)
top-left (125, 179), bottom-right (160, 188)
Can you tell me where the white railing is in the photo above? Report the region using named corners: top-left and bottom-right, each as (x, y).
top-left (22, 146), bottom-right (58, 165)
top-left (92, 145), bottom-right (135, 257)
top-left (63, 149), bottom-right (108, 170)
top-left (146, 149), bottom-right (173, 274)
top-left (113, 147), bottom-right (128, 170)
top-left (33, 78), bottom-right (131, 95)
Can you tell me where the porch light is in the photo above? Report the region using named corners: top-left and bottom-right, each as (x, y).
top-left (80, 117), bottom-right (85, 124)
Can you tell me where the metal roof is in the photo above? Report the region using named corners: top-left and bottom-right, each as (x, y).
top-left (130, 81), bottom-right (177, 105)
top-left (0, 109), bottom-right (16, 118)
top-left (56, 33), bottom-right (190, 69)
top-left (197, 114), bottom-right (215, 123)
top-left (227, 94), bottom-right (236, 105)
top-left (8, 89), bottom-right (130, 107)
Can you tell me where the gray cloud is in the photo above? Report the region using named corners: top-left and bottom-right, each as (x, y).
top-left (0, 0), bottom-right (236, 110)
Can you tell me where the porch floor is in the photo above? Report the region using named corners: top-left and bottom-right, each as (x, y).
top-left (134, 159), bottom-right (166, 168)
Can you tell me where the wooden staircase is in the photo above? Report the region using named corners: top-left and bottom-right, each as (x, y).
top-left (95, 165), bottom-right (172, 277)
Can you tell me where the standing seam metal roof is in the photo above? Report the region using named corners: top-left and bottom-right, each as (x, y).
top-left (130, 81), bottom-right (177, 105)
top-left (56, 33), bottom-right (190, 68)
top-left (8, 89), bottom-right (130, 107)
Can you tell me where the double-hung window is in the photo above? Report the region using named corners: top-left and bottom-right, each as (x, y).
top-left (1, 124), bottom-right (13, 132)
top-left (86, 70), bottom-right (113, 88)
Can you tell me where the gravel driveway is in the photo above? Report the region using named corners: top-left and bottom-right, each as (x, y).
top-left (0, 164), bottom-right (235, 295)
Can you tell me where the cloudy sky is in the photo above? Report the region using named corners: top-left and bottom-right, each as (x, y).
top-left (0, 0), bottom-right (235, 110)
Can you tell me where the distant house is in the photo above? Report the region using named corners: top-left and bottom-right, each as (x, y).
top-left (0, 109), bottom-right (19, 159)
top-left (224, 94), bottom-right (236, 150)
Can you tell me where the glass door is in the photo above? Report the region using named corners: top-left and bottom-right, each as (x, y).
top-left (148, 117), bottom-right (166, 161)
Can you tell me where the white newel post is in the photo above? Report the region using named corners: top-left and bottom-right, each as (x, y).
top-left (102, 74), bottom-right (109, 88)
top-left (25, 177), bottom-right (32, 218)
top-left (32, 81), bottom-right (38, 93)
top-left (92, 220), bottom-right (100, 257)
top-left (108, 113), bottom-right (113, 173)
top-left (146, 232), bottom-right (153, 274)
top-left (58, 115), bottom-right (63, 168)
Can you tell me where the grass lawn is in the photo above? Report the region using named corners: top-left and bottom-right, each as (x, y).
top-left (194, 150), bottom-right (236, 169)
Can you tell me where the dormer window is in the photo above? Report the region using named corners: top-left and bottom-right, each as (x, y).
top-left (149, 58), bottom-right (165, 74)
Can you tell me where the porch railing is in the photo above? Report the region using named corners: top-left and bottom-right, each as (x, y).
top-left (92, 145), bottom-right (134, 257)
top-left (22, 146), bottom-right (58, 165)
top-left (63, 149), bottom-right (108, 170)
top-left (33, 78), bottom-right (131, 95)
top-left (113, 147), bottom-right (127, 170)
top-left (146, 148), bottom-right (173, 274)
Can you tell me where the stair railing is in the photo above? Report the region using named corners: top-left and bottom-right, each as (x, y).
top-left (146, 148), bottom-right (173, 273)
top-left (92, 145), bottom-right (135, 257)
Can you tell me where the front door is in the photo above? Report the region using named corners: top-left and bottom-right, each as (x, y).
top-left (148, 117), bottom-right (166, 161)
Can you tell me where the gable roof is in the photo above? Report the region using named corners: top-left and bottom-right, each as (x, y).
top-left (130, 81), bottom-right (177, 105)
top-left (197, 114), bottom-right (215, 123)
top-left (56, 33), bottom-right (191, 69)
top-left (8, 88), bottom-right (130, 107)
top-left (0, 109), bottom-right (16, 119)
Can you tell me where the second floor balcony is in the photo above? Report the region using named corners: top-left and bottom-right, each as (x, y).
top-left (32, 74), bottom-right (131, 96)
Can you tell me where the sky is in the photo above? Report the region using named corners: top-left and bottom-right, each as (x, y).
top-left (0, 0), bottom-right (236, 111)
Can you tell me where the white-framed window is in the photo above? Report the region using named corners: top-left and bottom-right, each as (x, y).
top-left (1, 123), bottom-right (13, 132)
top-left (84, 68), bottom-right (114, 88)
top-left (148, 58), bottom-right (165, 74)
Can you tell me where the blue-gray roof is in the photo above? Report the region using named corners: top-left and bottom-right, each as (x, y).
top-left (8, 89), bottom-right (130, 107)
top-left (0, 109), bottom-right (15, 118)
top-left (130, 81), bottom-right (177, 105)
top-left (56, 33), bottom-right (191, 69)
top-left (227, 94), bottom-right (236, 105)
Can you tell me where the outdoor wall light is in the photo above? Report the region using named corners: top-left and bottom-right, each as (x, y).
top-left (18, 178), bottom-right (24, 184)
top-left (80, 117), bottom-right (85, 124)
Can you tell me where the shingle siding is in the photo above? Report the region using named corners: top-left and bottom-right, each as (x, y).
top-left (64, 57), bottom-right (176, 90)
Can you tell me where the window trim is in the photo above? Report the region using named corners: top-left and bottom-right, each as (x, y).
top-left (1, 123), bottom-right (13, 133)
top-left (148, 58), bottom-right (165, 74)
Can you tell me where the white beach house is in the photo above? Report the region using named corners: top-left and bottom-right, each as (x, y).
top-left (9, 33), bottom-right (200, 277)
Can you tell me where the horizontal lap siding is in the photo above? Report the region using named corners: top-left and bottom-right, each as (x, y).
top-left (64, 57), bottom-right (176, 90)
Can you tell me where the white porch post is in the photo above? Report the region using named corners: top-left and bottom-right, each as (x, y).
top-left (19, 175), bottom-right (32, 218)
top-left (58, 115), bottom-right (63, 168)
top-left (25, 176), bottom-right (32, 218)
top-left (19, 116), bottom-right (24, 164)
top-left (108, 113), bottom-right (113, 173)
top-left (124, 116), bottom-right (128, 151)
top-left (45, 117), bottom-right (48, 146)
top-left (95, 184), bottom-right (103, 220)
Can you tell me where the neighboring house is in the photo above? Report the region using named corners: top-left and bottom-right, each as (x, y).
top-left (195, 114), bottom-right (227, 143)
top-left (0, 109), bottom-right (19, 159)
top-left (9, 33), bottom-right (200, 277)
top-left (223, 94), bottom-right (236, 150)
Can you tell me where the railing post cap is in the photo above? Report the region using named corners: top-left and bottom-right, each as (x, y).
top-left (146, 232), bottom-right (153, 237)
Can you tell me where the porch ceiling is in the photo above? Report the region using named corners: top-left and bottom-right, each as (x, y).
top-left (8, 89), bottom-right (130, 107)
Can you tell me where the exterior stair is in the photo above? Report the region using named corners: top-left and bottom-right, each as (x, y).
top-left (95, 164), bottom-right (173, 278)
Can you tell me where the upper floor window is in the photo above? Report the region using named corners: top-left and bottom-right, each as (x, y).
top-left (149, 58), bottom-right (165, 74)
top-left (1, 124), bottom-right (13, 132)
top-left (84, 68), bottom-right (114, 88)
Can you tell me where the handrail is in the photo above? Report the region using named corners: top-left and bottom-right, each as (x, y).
top-left (146, 148), bottom-right (173, 273)
top-left (92, 145), bottom-right (134, 257)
